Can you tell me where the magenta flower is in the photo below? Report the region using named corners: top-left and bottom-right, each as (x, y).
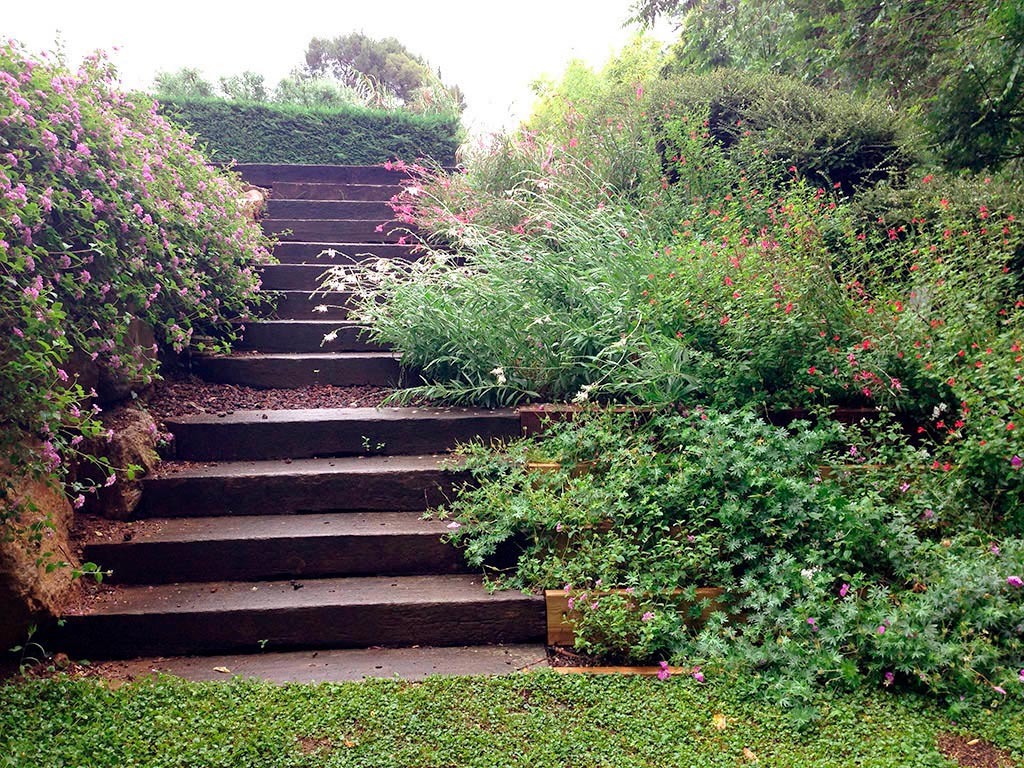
top-left (641, 611), bottom-right (655, 622)
top-left (993, 685), bottom-right (1007, 696)
top-left (990, 543), bottom-right (1001, 555)
top-left (807, 617), bottom-right (818, 632)
top-left (839, 583), bottom-right (850, 598)
top-left (877, 625), bottom-right (886, 634)
top-left (884, 672), bottom-right (894, 686)
top-left (1011, 455), bottom-right (1022, 469)
top-left (1018, 669), bottom-right (1024, 683)
top-left (657, 661), bottom-right (670, 681)
top-left (692, 665), bottom-right (705, 683)
top-left (1007, 576), bottom-right (1023, 588)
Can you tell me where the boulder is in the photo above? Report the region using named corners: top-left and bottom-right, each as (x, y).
top-left (239, 185), bottom-right (269, 220)
top-left (0, 466), bottom-right (79, 651)
top-left (81, 403), bottom-right (160, 521)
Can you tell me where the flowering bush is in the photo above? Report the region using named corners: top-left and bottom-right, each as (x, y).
top-left (1, 41), bottom-right (274, 543)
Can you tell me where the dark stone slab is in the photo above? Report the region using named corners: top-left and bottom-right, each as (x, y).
top-left (267, 200), bottom-right (394, 220)
top-left (271, 241), bottom-right (419, 264)
top-left (167, 407), bottom-right (519, 461)
top-left (57, 574), bottom-right (546, 658)
top-left (85, 512), bottom-right (470, 583)
top-left (267, 291), bottom-right (353, 320)
top-left (263, 218), bottom-right (415, 243)
top-left (258, 265), bottom-right (334, 291)
top-left (193, 352), bottom-right (401, 388)
top-left (270, 182), bottom-right (404, 202)
top-left (96, 644), bottom-right (548, 682)
top-left (138, 455), bottom-right (459, 516)
top-left (236, 320), bottom-right (382, 353)
top-left (235, 164), bottom-right (409, 186)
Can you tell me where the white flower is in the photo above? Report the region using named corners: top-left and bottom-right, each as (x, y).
top-left (322, 331), bottom-right (338, 344)
top-left (313, 305), bottom-right (329, 313)
top-left (490, 367), bottom-right (507, 385)
top-left (800, 567), bottom-right (818, 580)
top-left (572, 384), bottom-right (595, 404)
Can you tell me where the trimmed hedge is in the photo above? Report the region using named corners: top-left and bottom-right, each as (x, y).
top-left (157, 98), bottom-right (461, 165)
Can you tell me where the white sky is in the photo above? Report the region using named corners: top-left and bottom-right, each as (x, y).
top-left (5, 0), bottom-right (673, 134)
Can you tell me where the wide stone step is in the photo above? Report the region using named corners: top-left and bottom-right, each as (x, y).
top-left (139, 455), bottom-right (457, 517)
top-left (57, 573), bottom-right (546, 658)
top-left (193, 351), bottom-right (401, 388)
top-left (259, 264), bottom-right (335, 291)
top-left (272, 241), bottom-right (419, 264)
top-left (103, 644), bottom-right (547, 683)
top-left (270, 181), bottom-right (404, 202)
top-left (263, 218), bottom-right (413, 243)
top-left (85, 512), bottom-right (470, 584)
top-left (267, 199), bottom-right (394, 219)
top-left (167, 406), bottom-right (519, 461)
top-left (269, 290), bottom-right (353, 320)
top-left (236, 163), bottom-right (409, 186)
top-left (237, 320), bottom-right (382, 353)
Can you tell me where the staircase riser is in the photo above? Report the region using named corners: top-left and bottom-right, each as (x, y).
top-left (193, 356), bottom-right (400, 388)
top-left (138, 470), bottom-right (461, 517)
top-left (259, 266), bottom-right (335, 291)
top-left (272, 242), bottom-right (418, 263)
top-left (264, 219), bottom-right (414, 243)
top-left (237, 324), bottom-right (382, 354)
top-left (268, 200), bottom-right (395, 219)
top-left (58, 602), bottom-right (546, 659)
top-left (170, 418), bottom-right (518, 461)
top-left (270, 292), bottom-right (353, 320)
top-left (86, 535), bottom-right (469, 584)
top-left (270, 182), bottom-right (403, 201)
top-left (236, 164), bottom-right (409, 186)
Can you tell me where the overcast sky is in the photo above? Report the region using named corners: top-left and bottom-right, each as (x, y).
top-left (6, 0), bottom-right (673, 133)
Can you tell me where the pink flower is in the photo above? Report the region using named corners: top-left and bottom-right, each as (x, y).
top-left (839, 583), bottom-right (850, 598)
top-left (73, 495), bottom-right (85, 509)
top-left (657, 661), bottom-right (670, 681)
top-left (877, 625), bottom-right (886, 634)
top-left (993, 685), bottom-right (1007, 696)
top-left (104, 472), bottom-right (117, 487)
top-left (641, 611), bottom-right (655, 622)
top-left (990, 543), bottom-right (1001, 555)
top-left (884, 672), bottom-right (894, 686)
top-left (446, 521), bottom-right (461, 530)
top-left (691, 666), bottom-right (704, 683)
top-left (1018, 669), bottom-right (1024, 683)
top-left (807, 617), bottom-right (818, 631)
top-left (1007, 576), bottom-right (1023, 588)
top-left (374, 224), bottom-right (384, 233)
top-left (1012, 455), bottom-right (1022, 469)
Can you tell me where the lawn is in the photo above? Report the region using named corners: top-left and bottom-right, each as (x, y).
top-left (1, 672), bottom-right (1020, 767)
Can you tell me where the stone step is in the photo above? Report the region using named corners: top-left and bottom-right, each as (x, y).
top-left (236, 163), bottom-right (408, 186)
top-left (58, 574), bottom-right (544, 659)
top-left (270, 181), bottom-right (404, 201)
top-left (237, 320), bottom-right (382, 353)
top-left (139, 455), bottom-right (458, 517)
top-left (268, 290), bottom-right (353, 320)
top-left (193, 351), bottom-right (401, 388)
top-left (259, 264), bottom-right (334, 291)
top-left (85, 512), bottom-right (470, 584)
top-left (263, 218), bottom-right (414, 243)
top-left (167, 406), bottom-right (519, 461)
top-left (102, 644), bottom-right (547, 682)
top-left (272, 241), bottom-right (418, 264)
top-left (267, 199), bottom-right (394, 220)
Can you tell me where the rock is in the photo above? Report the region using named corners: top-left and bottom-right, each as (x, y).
top-left (239, 185), bottom-right (269, 220)
top-left (0, 460), bottom-right (80, 651)
top-left (82, 403), bottom-right (161, 521)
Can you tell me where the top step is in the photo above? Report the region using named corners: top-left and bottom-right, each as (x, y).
top-left (235, 164), bottom-right (410, 187)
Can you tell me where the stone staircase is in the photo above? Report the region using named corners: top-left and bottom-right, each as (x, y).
top-left (59, 165), bottom-right (546, 676)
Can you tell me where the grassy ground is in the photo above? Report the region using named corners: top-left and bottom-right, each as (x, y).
top-left (1, 671), bottom-right (1020, 767)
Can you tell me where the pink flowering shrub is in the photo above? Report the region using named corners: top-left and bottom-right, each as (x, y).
top-left (0, 41), bottom-right (274, 541)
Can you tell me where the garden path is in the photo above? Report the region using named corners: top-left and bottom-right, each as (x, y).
top-left (58, 165), bottom-right (548, 680)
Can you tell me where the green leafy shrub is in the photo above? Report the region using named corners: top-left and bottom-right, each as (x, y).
top-left (0, 42), bottom-right (273, 540)
top-left (158, 98), bottom-right (461, 164)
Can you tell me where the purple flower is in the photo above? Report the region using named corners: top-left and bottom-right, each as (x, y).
top-left (691, 665), bottom-right (705, 683)
top-left (839, 583), bottom-right (850, 598)
top-left (657, 661), bottom-right (671, 681)
top-left (1012, 455), bottom-right (1022, 469)
top-left (1018, 669), bottom-right (1024, 683)
top-left (1007, 576), bottom-right (1023, 588)
top-left (884, 672), bottom-right (894, 686)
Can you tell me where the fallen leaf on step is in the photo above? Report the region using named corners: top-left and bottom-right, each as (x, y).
top-left (213, 666), bottom-right (231, 674)
top-left (712, 713), bottom-right (727, 731)
top-left (743, 747), bottom-right (758, 762)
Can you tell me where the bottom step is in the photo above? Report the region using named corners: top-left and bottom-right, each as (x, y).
top-left (58, 574), bottom-right (546, 659)
top-left (88, 644), bottom-right (548, 683)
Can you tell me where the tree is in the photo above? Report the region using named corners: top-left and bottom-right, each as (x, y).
top-left (152, 67), bottom-right (215, 99)
top-left (218, 71), bottom-right (268, 102)
top-left (304, 33), bottom-right (431, 101)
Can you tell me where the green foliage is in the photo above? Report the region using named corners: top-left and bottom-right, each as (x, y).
top-left (217, 71), bottom-right (268, 103)
top-left (151, 67), bottom-right (215, 99)
top-left (1, 673), bottom-right (1021, 766)
top-left (440, 410), bottom-right (1024, 705)
top-left (157, 98), bottom-right (460, 164)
